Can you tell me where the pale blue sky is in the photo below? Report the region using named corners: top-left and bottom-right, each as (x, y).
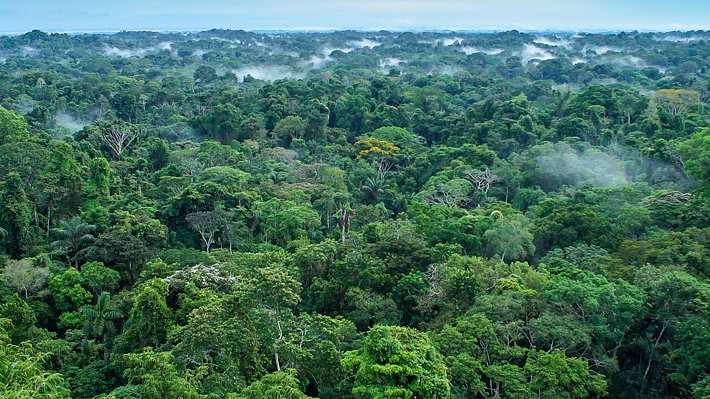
top-left (1, 0), bottom-right (709, 33)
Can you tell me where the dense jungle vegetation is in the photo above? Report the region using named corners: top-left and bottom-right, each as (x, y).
top-left (0, 29), bottom-right (709, 398)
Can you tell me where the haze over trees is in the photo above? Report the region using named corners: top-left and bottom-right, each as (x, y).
top-left (0, 28), bottom-right (709, 398)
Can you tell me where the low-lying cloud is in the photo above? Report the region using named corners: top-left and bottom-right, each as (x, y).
top-left (102, 41), bottom-right (175, 58)
top-left (460, 46), bottom-right (503, 55)
top-left (54, 112), bottom-right (90, 133)
top-left (531, 142), bottom-right (628, 189)
top-left (231, 65), bottom-right (305, 82)
top-left (520, 44), bottom-right (555, 65)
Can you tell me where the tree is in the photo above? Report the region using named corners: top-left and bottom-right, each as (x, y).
top-left (524, 350), bottom-right (607, 398)
top-left (0, 295), bottom-right (37, 343)
top-left (2, 258), bottom-right (49, 298)
top-left (0, 320), bottom-right (71, 399)
top-left (81, 292), bottom-right (122, 347)
top-left (39, 141), bottom-right (83, 236)
top-left (653, 89), bottom-right (700, 127)
top-left (342, 325), bottom-right (450, 399)
top-left (465, 167), bottom-right (498, 197)
top-left (101, 123), bottom-right (138, 159)
top-left (194, 65), bottom-right (218, 83)
top-left (190, 103), bottom-right (243, 143)
top-left (255, 199), bottom-right (321, 245)
top-left (0, 172), bottom-right (33, 256)
top-left (49, 267), bottom-right (92, 313)
top-left (119, 279), bottom-right (171, 350)
top-left (484, 214), bottom-right (535, 262)
top-left (80, 261), bottom-right (120, 296)
top-left (186, 211), bottom-right (225, 252)
top-left (679, 128), bottom-right (710, 196)
top-left (236, 369), bottom-right (313, 399)
top-left (51, 216), bottom-right (96, 268)
top-left (86, 157), bottom-right (111, 198)
top-left (117, 349), bottom-right (202, 399)
top-left (355, 137), bottom-right (400, 160)
top-left (334, 94), bottom-right (369, 137)
top-left (0, 105), bottom-right (30, 145)
top-left (273, 115), bottom-right (305, 144)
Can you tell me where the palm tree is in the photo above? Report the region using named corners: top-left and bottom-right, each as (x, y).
top-left (81, 292), bottom-right (122, 351)
top-left (51, 216), bottom-right (96, 268)
top-left (362, 176), bottom-right (386, 202)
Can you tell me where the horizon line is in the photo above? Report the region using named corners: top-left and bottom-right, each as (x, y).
top-left (2, 26), bottom-right (710, 37)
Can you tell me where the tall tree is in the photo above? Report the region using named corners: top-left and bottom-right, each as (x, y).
top-left (51, 216), bottom-right (96, 268)
top-left (342, 325), bottom-right (450, 399)
top-left (0, 172), bottom-right (33, 256)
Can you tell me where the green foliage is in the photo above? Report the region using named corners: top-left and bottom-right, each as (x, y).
top-left (49, 267), bottom-right (92, 313)
top-left (117, 349), bottom-right (202, 399)
top-left (0, 320), bottom-right (71, 399)
top-left (679, 128), bottom-right (710, 196)
top-left (0, 106), bottom-right (30, 145)
top-left (0, 29), bottom-right (708, 399)
top-left (119, 279), bottom-right (171, 350)
top-left (343, 325), bottom-right (450, 399)
top-left (234, 369), bottom-right (313, 399)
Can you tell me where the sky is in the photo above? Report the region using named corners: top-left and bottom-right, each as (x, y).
top-left (1, 0), bottom-right (709, 33)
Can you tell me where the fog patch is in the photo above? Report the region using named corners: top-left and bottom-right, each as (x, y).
top-left (442, 37), bottom-right (464, 46)
top-left (571, 57), bottom-right (587, 65)
top-left (348, 39), bottom-right (381, 49)
top-left (11, 96), bottom-right (38, 115)
top-left (460, 46), bottom-right (503, 55)
top-left (231, 65), bottom-right (305, 82)
top-left (192, 49), bottom-right (209, 57)
top-left (607, 55), bottom-right (646, 69)
top-left (54, 112), bottom-right (90, 133)
top-left (20, 46), bottom-right (38, 56)
top-left (520, 44), bottom-right (555, 65)
top-left (532, 142), bottom-right (628, 189)
top-left (102, 41), bottom-right (175, 58)
top-left (303, 45), bottom-right (356, 69)
top-left (380, 57), bottom-right (404, 68)
top-left (210, 37), bottom-right (241, 44)
top-left (656, 35), bottom-right (706, 43)
top-left (428, 65), bottom-right (462, 76)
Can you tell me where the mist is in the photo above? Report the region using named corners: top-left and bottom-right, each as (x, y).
top-left (54, 112), bottom-right (90, 134)
top-left (302, 41), bottom-right (377, 69)
top-left (231, 65), bottom-right (305, 82)
top-left (530, 142), bottom-right (629, 190)
top-left (379, 57), bottom-right (404, 69)
top-left (348, 38), bottom-right (381, 48)
top-left (656, 34), bottom-right (707, 42)
top-left (20, 46), bottom-right (38, 56)
top-left (102, 41), bottom-right (175, 58)
top-left (520, 44), bottom-right (555, 65)
top-left (606, 54), bottom-right (647, 69)
top-left (442, 37), bottom-right (464, 46)
top-left (459, 46), bottom-right (503, 55)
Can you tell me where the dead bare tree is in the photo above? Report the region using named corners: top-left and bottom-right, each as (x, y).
top-left (102, 125), bottom-right (138, 159)
top-left (465, 168), bottom-right (499, 194)
top-left (424, 184), bottom-right (470, 208)
top-left (377, 159), bottom-right (394, 181)
top-left (337, 205), bottom-right (351, 243)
